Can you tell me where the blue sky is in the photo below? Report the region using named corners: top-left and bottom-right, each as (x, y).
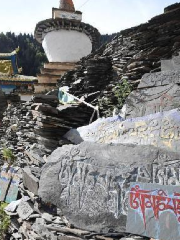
top-left (0, 0), bottom-right (179, 34)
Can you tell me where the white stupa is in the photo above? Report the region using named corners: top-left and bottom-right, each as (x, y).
top-left (34, 0), bottom-right (100, 93)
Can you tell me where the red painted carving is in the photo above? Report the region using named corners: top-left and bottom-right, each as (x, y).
top-left (130, 185), bottom-right (180, 228)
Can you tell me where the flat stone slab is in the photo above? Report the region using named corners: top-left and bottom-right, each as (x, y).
top-left (138, 71), bottom-right (180, 89)
top-left (161, 53), bottom-right (180, 72)
top-left (39, 142), bottom-right (180, 232)
top-left (65, 109), bottom-right (180, 153)
top-left (124, 69), bottom-right (180, 118)
top-left (125, 84), bottom-right (180, 118)
top-left (17, 201), bottom-right (34, 220)
top-left (126, 182), bottom-right (180, 240)
top-left (22, 168), bottom-right (39, 195)
top-left (0, 165), bottom-right (20, 203)
top-left (64, 115), bottom-right (123, 144)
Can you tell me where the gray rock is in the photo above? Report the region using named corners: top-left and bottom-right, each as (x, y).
top-left (22, 167), bottom-right (39, 195)
top-left (64, 109), bottom-right (180, 153)
top-left (125, 83), bottom-right (180, 119)
top-left (161, 53), bottom-right (180, 72)
top-left (17, 201), bottom-right (34, 220)
top-left (126, 182), bottom-right (180, 240)
top-left (39, 142), bottom-right (180, 232)
top-left (138, 70), bottom-right (180, 88)
top-left (64, 115), bottom-right (123, 144)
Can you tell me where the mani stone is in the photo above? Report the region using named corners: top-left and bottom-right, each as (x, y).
top-left (125, 71), bottom-right (180, 119)
top-left (38, 142), bottom-right (180, 232)
top-left (64, 108), bottom-right (180, 153)
top-left (161, 53), bottom-right (180, 72)
top-left (126, 182), bottom-right (180, 240)
top-left (0, 165), bottom-right (20, 203)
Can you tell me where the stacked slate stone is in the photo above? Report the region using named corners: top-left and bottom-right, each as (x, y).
top-left (31, 94), bottom-right (95, 150)
top-left (0, 89), bottom-right (7, 121)
top-left (58, 3), bottom-right (180, 117)
top-left (0, 101), bottom-right (44, 167)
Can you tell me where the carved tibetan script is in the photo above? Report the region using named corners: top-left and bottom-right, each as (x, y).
top-left (127, 183), bottom-right (180, 240)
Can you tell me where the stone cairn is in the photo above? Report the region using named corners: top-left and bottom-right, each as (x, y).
top-left (1, 3), bottom-right (180, 240)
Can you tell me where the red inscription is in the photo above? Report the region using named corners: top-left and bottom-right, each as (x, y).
top-left (130, 185), bottom-right (180, 228)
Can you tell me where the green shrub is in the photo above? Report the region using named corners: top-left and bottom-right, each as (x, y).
top-left (113, 78), bottom-right (133, 109)
top-left (1, 148), bottom-right (16, 166)
top-left (0, 202), bottom-right (10, 239)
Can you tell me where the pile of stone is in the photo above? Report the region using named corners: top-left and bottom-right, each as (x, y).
top-left (0, 89), bottom-right (7, 121)
top-left (2, 3), bottom-right (180, 240)
top-left (58, 3), bottom-right (180, 117)
top-left (0, 93), bottom-right (96, 166)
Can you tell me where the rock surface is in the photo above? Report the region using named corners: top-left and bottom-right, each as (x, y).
top-left (39, 141), bottom-right (180, 232)
top-left (0, 89), bottom-right (7, 120)
top-left (125, 70), bottom-right (180, 119)
top-left (65, 109), bottom-right (180, 153)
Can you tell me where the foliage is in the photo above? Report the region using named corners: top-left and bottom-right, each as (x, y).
top-left (0, 32), bottom-right (47, 76)
top-left (0, 202), bottom-right (10, 239)
top-left (1, 148), bottom-right (16, 165)
top-left (113, 78), bottom-right (133, 109)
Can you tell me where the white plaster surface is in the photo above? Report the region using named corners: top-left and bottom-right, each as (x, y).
top-left (42, 30), bottom-right (92, 62)
top-left (53, 9), bottom-right (82, 21)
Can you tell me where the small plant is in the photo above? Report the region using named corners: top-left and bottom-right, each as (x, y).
top-left (1, 148), bottom-right (16, 166)
top-left (0, 202), bottom-right (10, 239)
top-left (113, 78), bottom-right (133, 109)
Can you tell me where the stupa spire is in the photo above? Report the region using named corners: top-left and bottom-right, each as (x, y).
top-left (59, 0), bottom-right (75, 12)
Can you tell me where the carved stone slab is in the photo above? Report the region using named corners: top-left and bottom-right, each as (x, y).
top-left (64, 115), bottom-right (123, 144)
top-left (138, 71), bottom-right (180, 89)
top-left (5, 167), bottom-right (20, 203)
top-left (39, 142), bottom-right (180, 232)
top-left (161, 54), bottom-right (180, 72)
top-left (0, 166), bottom-right (11, 202)
top-left (0, 165), bottom-right (20, 203)
top-left (126, 182), bottom-right (180, 240)
top-left (125, 84), bottom-right (180, 118)
top-left (65, 109), bottom-right (180, 153)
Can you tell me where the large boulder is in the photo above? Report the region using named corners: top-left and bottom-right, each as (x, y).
top-left (38, 142), bottom-right (180, 232)
top-left (64, 108), bottom-right (180, 153)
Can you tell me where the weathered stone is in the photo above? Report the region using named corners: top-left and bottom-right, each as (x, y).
top-left (39, 142), bottom-right (180, 232)
top-left (17, 201), bottom-right (34, 220)
top-left (161, 53), bottom-right (180, 72)
top-left (0, 88), bottom-right (7, 120)
top-left (64, 115), bottom-right (123, 144)
top-left (65, 109), bottom-right (180, 153)
top-left (0, 165), bottom-right (20, 203)
top-left (22, 167), bottom-right (39, 195)
top-left (0, 166), bottom-right (11, 202)
top-left (125, 81), bottom-right (180, 119)
top-left (138, 70), bottom-right (180, 89)
top-left (126, 182), bottom-right (180, 240)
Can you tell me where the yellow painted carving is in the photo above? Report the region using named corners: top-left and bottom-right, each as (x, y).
top-left (162, 140), bottom-right (172, 149)
top-left (0, 60), bottom-right (13, 74)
